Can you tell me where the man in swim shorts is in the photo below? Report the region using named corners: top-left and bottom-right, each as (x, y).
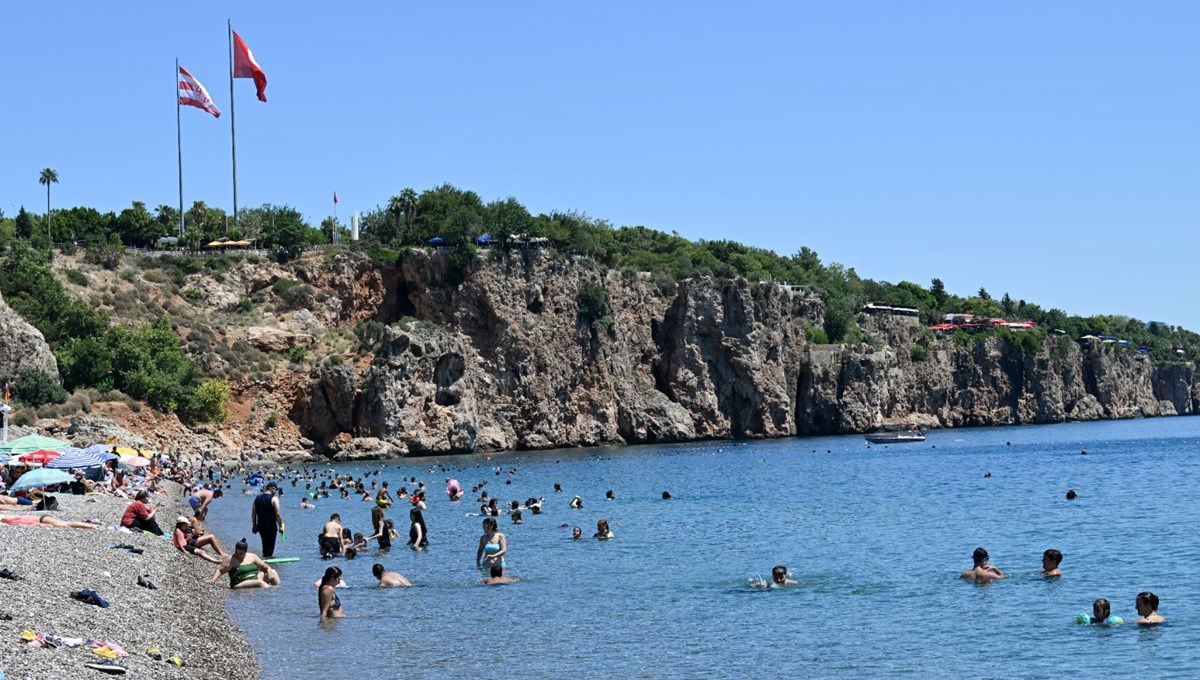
top-left (319, 513), bottom-right (345, 558)
top-left (188, 486), bottom-right (222, 520)
top-left (208, 538), bottom-right (280, 589)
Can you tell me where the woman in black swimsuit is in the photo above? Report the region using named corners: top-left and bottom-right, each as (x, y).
top-left (319, 566), bottom-right (344, 619)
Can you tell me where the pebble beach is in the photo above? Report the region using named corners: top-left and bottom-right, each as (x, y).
top-left (0, 485), bottom-right (258, 679)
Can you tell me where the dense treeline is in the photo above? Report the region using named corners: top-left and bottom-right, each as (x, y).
top-left (1, 182), bottom-right (1197, 369)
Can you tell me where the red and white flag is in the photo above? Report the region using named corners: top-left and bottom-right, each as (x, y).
top-left (179, 66), bottom-right (221, 118)
top-left (232, 30), bottom-right (268, 102)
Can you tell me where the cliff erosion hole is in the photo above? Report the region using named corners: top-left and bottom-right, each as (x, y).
top-left (436, 353), bottom-right (466, 388)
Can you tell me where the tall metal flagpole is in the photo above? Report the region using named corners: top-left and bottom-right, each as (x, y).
top-left (228, 19), bottom-right (239, 227)
top-left (176, 59), bottom-right (184, 239)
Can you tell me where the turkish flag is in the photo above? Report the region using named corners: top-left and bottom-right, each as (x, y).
top-left (232, 30), bottom-right (268, 102)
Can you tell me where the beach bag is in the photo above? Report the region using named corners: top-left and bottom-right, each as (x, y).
top-left (35, 495), bottom-right (59, 512)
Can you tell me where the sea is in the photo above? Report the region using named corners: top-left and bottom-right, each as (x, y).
top-left (204, 417), bottom-right (1200, 679)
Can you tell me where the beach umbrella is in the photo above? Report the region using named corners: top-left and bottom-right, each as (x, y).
top-left (0, 453), bottom-right (12, 465)
top-left (119, 456), bottom-right (150, 468)
top-left (10, 467), bottom-right (73, 492)
top-left (19, 450), bottom-right (63, 466)
top-left (82, 444), bottom-right (114, 456)
top-left (46, 449), bottom-right (104, 470)
top-left (426, 236), bottom-right (445, 244)
top-left (0, 434), bottom-right (72, 455)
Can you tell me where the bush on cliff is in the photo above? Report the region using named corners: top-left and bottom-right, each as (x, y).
top-left (13, 368), bottom-right (67, 407)
top-left (576, 281), bottom-right (611, 328)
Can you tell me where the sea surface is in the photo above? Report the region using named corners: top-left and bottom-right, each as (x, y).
top-left (205, 418), bottom-right (1200, 678)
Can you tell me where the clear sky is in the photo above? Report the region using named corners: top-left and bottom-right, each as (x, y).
top-left (3, 3), bottom-right (1197, 328)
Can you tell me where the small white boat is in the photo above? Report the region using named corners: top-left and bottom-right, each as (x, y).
top-left (865, 427), bottom-right (926, 444)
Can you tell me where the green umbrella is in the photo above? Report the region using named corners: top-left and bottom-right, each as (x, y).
top-left (0, 434), bottom-right (72, 455)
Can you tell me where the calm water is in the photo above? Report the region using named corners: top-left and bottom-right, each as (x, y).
top-left (205, 418), bottom-right (1200, 678)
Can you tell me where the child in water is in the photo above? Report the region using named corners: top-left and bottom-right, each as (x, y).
top-left (1077, 598), bottom-right (1123, 625)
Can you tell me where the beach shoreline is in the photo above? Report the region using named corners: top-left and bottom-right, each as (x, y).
top-left (0, 483), bottom-right (259, 679)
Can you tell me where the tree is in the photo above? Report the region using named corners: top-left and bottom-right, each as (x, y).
top-left (1000, 292), bottom-right (1015, 316)
top-left (398, 188), bottom-right (418, 229)
top-left (116, 201), bottom-right (165, 247)
top-left (14, 207), bottom-right (34, 239)
top-left (977, 287), bottom-right (991, 301)
top-left (320, 216), bottom-right (347, 244)
top-left (38, 168), bottom-right (58, 243)
top-left (930, 278), bottom-right (947, 306)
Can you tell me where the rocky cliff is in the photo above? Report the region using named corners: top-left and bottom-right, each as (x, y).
top-left (0, 291), bottom-right (60, 385)
top-left (295, 249), bottom-right (1197, 457)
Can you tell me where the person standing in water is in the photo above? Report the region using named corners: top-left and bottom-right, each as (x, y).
top-left (593, 519), bottom-right (614, 539)
top-left (1134, 592), bottom-right (1166, 624)
top-left (408, 507), bottom-right (428, 550)
top-left (366, 506), bottom-right (393, 550)
top-left (960, 547), bottom-right (1006, 581)
top-left (318, 566), bottom-right (345, 619)
top-left (476, 517), bottom-right (507, 569)
top-left (250, 482), bottom-right (283, 559)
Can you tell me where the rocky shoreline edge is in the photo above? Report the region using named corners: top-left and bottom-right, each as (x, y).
top-left (0, 484), bottom-right (259, 679)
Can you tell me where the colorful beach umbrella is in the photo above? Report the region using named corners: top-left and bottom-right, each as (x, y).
top-left (19, 450), bottom-right (63, 465)
top-left (0, 434), bottom-right (72, 455)
top-left (46, 449), bottom-right (104, 469)
top-left (119, 456), bottom-right (150, 468)
top-left (10, 467), bottom-right (73, 492)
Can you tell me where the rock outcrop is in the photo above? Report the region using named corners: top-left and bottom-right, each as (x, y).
top-left (291, 249), bottom-right (1199, 457)
top-left (0, 291), bottom-right (60, 384)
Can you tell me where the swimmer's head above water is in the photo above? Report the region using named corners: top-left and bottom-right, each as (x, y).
top-left (972, 547), bottom-right (989, 568)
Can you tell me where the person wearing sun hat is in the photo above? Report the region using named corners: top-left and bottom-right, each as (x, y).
top-left (251, 481), bottom-right (283, 558)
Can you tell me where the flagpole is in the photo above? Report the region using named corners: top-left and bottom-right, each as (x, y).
top-left (333, 194), bottom-right (339, 244)
top-left (176, 59), bottom-right (184, 240)
top-left (228, 19), bottom-right (239, 228)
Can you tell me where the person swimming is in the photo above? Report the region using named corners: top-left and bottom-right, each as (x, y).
top-left (570, 495), bottom-right (582, 509)
top-left (571, 526), bottom-right (582, 541)
top-left (752, 565), bottom-right (798, 588)
top-left (960, 547), bottom-right (1006, 581)
top-left (1040, 549), bottom-right (1063, 577)
top-left (593, 519), bottom-right (613, 539)
top-left (1077, 598), bottom-right (1123, 625)
top-left (1135, 591), bottom-right (1166, 625)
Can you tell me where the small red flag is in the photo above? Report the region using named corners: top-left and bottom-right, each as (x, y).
top-left (333, 192), bottom-right (338, 204)
top-left (232, 30), bottom-right (268, 102)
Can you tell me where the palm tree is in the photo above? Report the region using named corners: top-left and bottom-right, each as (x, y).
top-left (38, 168), bottom-right (58, 243)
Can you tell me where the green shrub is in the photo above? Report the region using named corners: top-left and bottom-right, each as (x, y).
top-left (236, 297), bottom-right (253, 313)
top-left (353, 320), bottom-right (386, 352)
top-left (289, 345), bottom-right (308, 363)
top-left (576, 281), bottom-right (611, 326)
top-left (14, 368), bottom-right (67, 407)
top-left (119, 268), bottom-right (138, 282)
top-left (184, 288), bottom-right (202, 302)
top-left (910, 344), bottom-right (928, 362)
top-left (264, 410), bottom-right (279, 428)
top-left (271, 278), bottom-right (298, 298)
top-left (447, 244), bottom-right (478, 286)
top-left (65, 269), bottom-right (88, 286)
top-left (189, 378), bottom-right (230, 423)
top-left (804, 324), bottom-right (829, 344)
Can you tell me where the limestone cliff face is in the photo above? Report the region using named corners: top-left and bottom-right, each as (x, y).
top-left (0, 291), bottom-right (60, 385)
top-left (295, 250), bottom-right (1197, 456)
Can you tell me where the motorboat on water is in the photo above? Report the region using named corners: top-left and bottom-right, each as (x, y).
top-left (864, 426), bottom-right (926, 444)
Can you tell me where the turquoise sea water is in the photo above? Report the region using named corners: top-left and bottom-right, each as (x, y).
top-left (205, 418), bottom-right (1200, 678)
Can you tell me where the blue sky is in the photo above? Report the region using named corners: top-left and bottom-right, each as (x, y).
top-left (4, 3), bottom-right (1198, 328)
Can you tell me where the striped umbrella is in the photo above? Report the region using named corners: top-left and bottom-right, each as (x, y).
top-left (0, 435), bottom-right (72, 455)
top-left (46, 448), bottom-right (104, 470)
top-left (82, 444), bottom-right (120, 461)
